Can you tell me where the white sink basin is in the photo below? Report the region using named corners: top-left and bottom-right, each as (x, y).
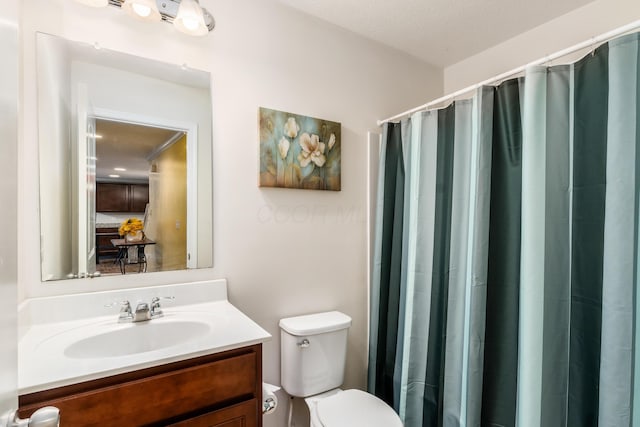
top-left (19, 287), bottom-right (272, 395)
top-left (64, 319), bottom-right (211, 358)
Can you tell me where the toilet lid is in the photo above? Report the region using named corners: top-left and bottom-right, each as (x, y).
top-left (316, 389), bottom-right (402, 427)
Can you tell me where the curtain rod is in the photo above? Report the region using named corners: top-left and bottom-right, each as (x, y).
top-left (377, 19), bottom-right (640, 126)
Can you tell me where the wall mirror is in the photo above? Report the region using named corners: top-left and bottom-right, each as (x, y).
top-left (37, 32), bottom-right (213, 281)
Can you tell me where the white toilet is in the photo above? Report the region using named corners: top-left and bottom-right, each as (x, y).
top-left (279, 311), bottom-right (403, 427)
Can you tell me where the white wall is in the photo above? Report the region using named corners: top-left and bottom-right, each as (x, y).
top-left (19, 0), bottom-right (441, 425)
top-left (444, 0), bottom-right (640, 93)
top-left (0, 0), bottom-right (19, 416)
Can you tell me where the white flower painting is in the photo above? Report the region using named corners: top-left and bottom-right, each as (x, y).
top-left (259, 107), bottom-right (341, 191)
top-left (297, 133), bottom-right (326, 167)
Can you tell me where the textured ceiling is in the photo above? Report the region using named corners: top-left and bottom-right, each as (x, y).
top-left (274, 0), bottom-right (596, 67)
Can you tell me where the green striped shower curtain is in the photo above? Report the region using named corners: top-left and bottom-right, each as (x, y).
top-left (369, 32), bottom-right (640, 427)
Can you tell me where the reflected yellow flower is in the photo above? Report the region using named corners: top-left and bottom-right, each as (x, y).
top-left (119, 218), bottom-right (144, 236)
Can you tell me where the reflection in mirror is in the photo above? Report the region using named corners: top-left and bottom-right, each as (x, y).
top-left (37, 32), bottom-right (213, 281)
top-left (94, 119), bottom-right (191, 275)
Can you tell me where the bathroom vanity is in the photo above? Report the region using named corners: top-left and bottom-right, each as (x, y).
top-left (19, 344), bottom-right (261, 426)
top-left (17, 280), bottom-right (270, 427)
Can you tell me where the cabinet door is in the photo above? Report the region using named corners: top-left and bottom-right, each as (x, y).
top-left (168, 400), bottom-right (258, 427)
top-left (96, 183), bottom-right (129, 212)
top-left (129, 184), bottom-right (149, 212)
top-left (19, 346), bottom-right (262, 427)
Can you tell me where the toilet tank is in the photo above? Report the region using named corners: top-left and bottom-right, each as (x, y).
top-left (279, 311), bottom-right (352, 398)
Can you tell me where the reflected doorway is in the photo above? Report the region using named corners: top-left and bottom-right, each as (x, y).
top-left (93, 118), bottom-right (189, 275)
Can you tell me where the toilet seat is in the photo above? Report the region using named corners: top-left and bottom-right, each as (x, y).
top-left (308, 389), bottom-right (402, 427)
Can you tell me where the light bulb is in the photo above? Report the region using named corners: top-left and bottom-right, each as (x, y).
top-left (122, 0), bottom-right (161, 22)
top-left (182, 17), bottom-right (200, 31)
top-left (132, 3), bottom-right (151, 17)
top-left (174, 0), bottom-right (208, 36)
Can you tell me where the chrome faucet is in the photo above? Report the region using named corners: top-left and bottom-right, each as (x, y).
top-left (109, 297), bottom-right (174, 323)
top-left (133, 302), bottom-right (150, 322)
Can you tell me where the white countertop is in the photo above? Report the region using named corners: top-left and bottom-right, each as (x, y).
top-left (95, 212), bottom-right (145, 229)
top-left (95, 222), bottom-right (122, 229)
top-left (18, 280), bottom-right (271, 394)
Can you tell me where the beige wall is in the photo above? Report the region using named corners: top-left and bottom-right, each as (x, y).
top-left (444, 0), bottom-right (640, 93)
top-left (18, 0), bottom-right (442, 425)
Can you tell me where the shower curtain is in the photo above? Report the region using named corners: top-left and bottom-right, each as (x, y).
top-left (369, 32), bottom-right (640, 427)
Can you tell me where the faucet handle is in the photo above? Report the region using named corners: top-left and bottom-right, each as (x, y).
top-left (151, 296), bottom-right (175, 303)
top-left (105, 300), bottom-right (129, 309)
top-left (105, 300), bottom-right (133, 322)
top-left (150, 296), bottom-right (175, 317)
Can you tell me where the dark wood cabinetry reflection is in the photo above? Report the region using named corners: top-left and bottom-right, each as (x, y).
top-left (96, 227), bottom-right (119, 264)
top-left (95, 183), bottom-right (149, 265)
top-left (96, 183), bottom-right (149, 213)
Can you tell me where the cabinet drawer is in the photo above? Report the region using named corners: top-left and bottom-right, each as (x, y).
top-left (19, 345), bottom-right (261, 427)
top-left (96, 227), bottom-right (119, 234)
top-left (168, 399), bottom-right (258, 427)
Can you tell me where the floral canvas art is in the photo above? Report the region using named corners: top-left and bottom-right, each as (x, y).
top-left (259, 107), bottom-right (341, 191)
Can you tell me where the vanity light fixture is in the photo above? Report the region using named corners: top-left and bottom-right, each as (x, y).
top-left (114, 167), bottom-right (127, 171)
top-left (72, 0), bottom-right (215, 36)
top-left (122, 0), bottom-right (161, 21)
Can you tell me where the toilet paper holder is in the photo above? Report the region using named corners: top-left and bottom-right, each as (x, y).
top-left (262, 382), bottom-right (280, 415)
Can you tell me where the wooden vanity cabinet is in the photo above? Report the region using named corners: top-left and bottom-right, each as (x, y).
top-left (19, 344), bottom-right (262, 427)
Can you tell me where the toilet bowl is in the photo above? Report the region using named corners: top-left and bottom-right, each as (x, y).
top-left (305, 389), bottom-right (402, 427)
top-left (279, 311), bottom-right (403, 427)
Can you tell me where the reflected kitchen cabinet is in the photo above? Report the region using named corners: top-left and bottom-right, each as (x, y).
top-left (97, 183), bottom-right (149, 213)
top-left (96, 227), bottom-right (119, 264)
top-left (130, 184), bottom-right (149, 212)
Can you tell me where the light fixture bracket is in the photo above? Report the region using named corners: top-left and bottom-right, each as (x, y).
top-left (106, 0), bottom-right (215, 32)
